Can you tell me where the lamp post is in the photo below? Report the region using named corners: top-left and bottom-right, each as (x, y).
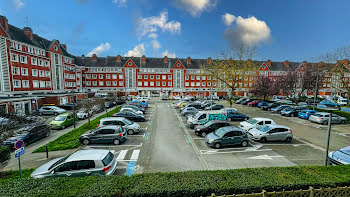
top-left (313, 74), bottom-right (319, 110)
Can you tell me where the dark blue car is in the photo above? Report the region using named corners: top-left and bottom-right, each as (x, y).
top-left (328, 146), bottom-right (350, 165)
top-left (226, 110), bottom-right (249, 121)
top-left (320, 100), bottom-right (340, 109)
top-left (257, 101), bottom-right (269, 108)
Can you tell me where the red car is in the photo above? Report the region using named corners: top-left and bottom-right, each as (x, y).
top-left (248, 100), bottom-right (260, 107)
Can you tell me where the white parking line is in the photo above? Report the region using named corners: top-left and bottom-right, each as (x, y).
top-left (200, 148), bottom-right (273, 154)
top-left (127, 135), bottom-right (144, 137)
top-left (87, 143), bottom-right (143, 148)
top-left (130, 149), bottom-right (140, 160)
top-left (116, 150), bottom-right (128, 160)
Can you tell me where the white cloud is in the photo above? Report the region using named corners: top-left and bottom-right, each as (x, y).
top-left (13, 0), bottom-right (24, 9)
top-left (124, 43), bottom-right (145, 57)
top-left (151, 40), bottom-right (161, 49)
top-left (161, 50), bottom-right (176, 58)
top-left (174, 0), bottom-right (216, 17)
top-left (222, 13), bottom-right (235, 26)
top-left (112, 0), bottom-right (127, 7)
top-left (136, 10), bottom-right (181, 39)
top-left (224, 15), bottom-right (271, 48)
top-left (87, 42), bottom-right (111, 57)
top-left (148, 33), bottom-right (158, 39)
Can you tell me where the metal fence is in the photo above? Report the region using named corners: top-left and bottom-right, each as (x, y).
top-left (210, 186), bottom-right (350, 197)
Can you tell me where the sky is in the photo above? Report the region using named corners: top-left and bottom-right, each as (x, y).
top-left (1, 0), bottom-right (350, 62)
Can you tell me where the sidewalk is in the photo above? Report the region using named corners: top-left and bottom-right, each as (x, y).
top-left (1, 107), bottom-right (116, 171)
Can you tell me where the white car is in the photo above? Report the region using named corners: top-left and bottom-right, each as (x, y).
top-left (338, 98), bottom-right (348, 106)
top-left (77, 108), bottom-right (94, 119)
top-left (120, 107), bottom-right (143, 115)
top-left (174, 96), bottom-right (181, 100)
top-left (238, 117), bottom-right (276, 131)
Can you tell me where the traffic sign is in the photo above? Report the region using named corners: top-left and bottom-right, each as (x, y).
top-left (14, 140), bottom-right (24, 149)
top-left (15, 147), bottom-right (25, 158)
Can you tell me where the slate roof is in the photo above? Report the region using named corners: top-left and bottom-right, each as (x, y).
top-left (269, 61), bottom-right (301, 71)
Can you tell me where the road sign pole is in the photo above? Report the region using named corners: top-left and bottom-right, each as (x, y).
top-left (325, 111), bottom-right (332, 166)
top-left (18, 156), bottom-right (22, 179)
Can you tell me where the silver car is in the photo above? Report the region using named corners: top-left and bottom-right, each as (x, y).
top-left (309, 112), bottom-right (347, 125)
top-left (30, 149), bottom-right (117, 178)
top-left (38, 106), bottom-right (66, 115)
top-left (247, 124), bottom-right (293, 143)
top-left (98, 117), bottom-right (140, 135)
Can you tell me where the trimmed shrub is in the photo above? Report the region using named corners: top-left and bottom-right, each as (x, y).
top-left (0, 146), bottom-right (11, 164)
top-left (0, 165), bottom-right (350, 197)
top-left (33, 106), bottom-right (121, 152)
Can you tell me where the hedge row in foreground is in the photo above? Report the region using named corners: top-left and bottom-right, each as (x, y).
top-left (1, 165), bottom-right (350, 197)
top-left (33, 106), bottom-right (121, 152)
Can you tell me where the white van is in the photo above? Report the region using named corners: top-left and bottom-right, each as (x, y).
top-left (337, 97), bottom-right (348, 105)
top-left (187, 110), bottom-right (228, 129)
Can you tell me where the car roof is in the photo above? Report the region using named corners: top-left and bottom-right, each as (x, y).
top-left (201, 110), bottom-right (226, 114)
top-left (98, 125), bottom-right (122, 129)
top-left (100, 117), bottom-right (126, 121)
top-left (315, 112), bottom-right (329, 115)
top-left (59, 113), bottom-right (70, 116)
top-left (221, 126), bottom-right (244, 132)
top-left (208, 120), bottom-right (229, 124)
top-left (252, 117), bottom-right (273, 121)
top-left (265, 124), bottom-right (290, 129)
top-left (66, 149), bottom-right (110, 162)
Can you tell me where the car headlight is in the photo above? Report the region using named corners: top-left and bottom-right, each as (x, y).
top-left (208, 139), bottom-right (214, 143)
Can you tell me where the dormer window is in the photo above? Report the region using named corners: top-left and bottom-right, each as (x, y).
top-left (128, 62), bottom-right (132, 66)
top-left (177, 63), bottom-right (180, 67)
top-left (16, 44), bottom-right (21, 50)
top-left (54, 45), bottom-right (58, 51)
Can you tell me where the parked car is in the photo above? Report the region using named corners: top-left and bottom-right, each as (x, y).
top-left (2, 123), bottom-right (50, 148)
top-left (222, 109), bottom-right (249, 121)
top-left (184, 103), bottom-right (202, 110)
top-left (241, 98), bottom-right (252, 105)
top-left (320, 100), bottom-right (340, 109)
top-left (257, 101), bottom-right (269, 108)
top-left (92, 105), bottom-right (104, 113)
top-left (235, 97), bottom-right (247, 104)
top-left (205, 104), bottom-right (224, 110)
top-left (309, 112), bottom-right (347, 125)
top-left (212, 95), bottom-right (220, 100)
top-left (271, 105), bottom-right (291, 113)
top-left (187, 110), bottom-right (228, 129)
top-left (248, 100), bottom-right (260, 107)
top-left (98, 117), bottom-right (140, 135)
top-left (58, 103), bottom-right (77, 110)
top-left (112, 111), bottom-right (145, 122)
top-left (306, 98), bottom-right (321, 105)
top-left (298, 110), bottom-right (317, 120)
top-left (261, 103), bottom-right (279, 111)
top-left (247, 124), bottom-right (293, 143)
top-left (181, 107), bottom-right (198, 116)
top-left (205, 126), bottom-right (249, 148)
top-left (130, 101), bottom-right (148, 108)
top-left (130, 102), bottom-right (146, 110)
top-left (50, 113), bottom-right (77, 129)
top-left (194, 120), bottom-right (231, 137)
top-left (115, 99), bottom-right (126, 105)
top-left (104, 101), bottom-right (115, 108)
top-left (238, 117), bottom-right (276, 131)
top-left (337, 98), bottom-right (348, 106)
top-left (30, 149), bottom-right (117, 178)
top-left (278, 99), bottom-right (293, 104)
top-left (328, 146), bottom-right (350, 165)
top-left (122, 105), bottom-right (145, 113)
top-left (79, 125), bottom-right (126, 145)
top-left (120, 107), bottom-right (143, 115)
top-left (281, 106), bottom-right (306, 117)
top-left (39, 106), bottom-right (66, 116)
top-left (77, 108), bottom-right (93, 120)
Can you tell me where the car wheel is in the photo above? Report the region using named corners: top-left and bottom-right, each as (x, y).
top-left (62, 125), bottom-right (65, 129)
top-left (285, 137), bottom-right (292, 143)
top-left (291, 114), bottom-right (295, 117)
top-left (214, 143), bottom-right (221, 149)
top-left (54, 112), bottom-right (58, 116)
top-left (323, 121), bottom-right (328, 125)
top-left (45, 131), bottom-right (50, 137)
top-left (341, 120), bottom-right (346, 124)
top-left (82, 139), bottom-right (90, 145)
top-left (127, 129), bottom-right (134, 135)
top-left (201, 132), bottom-right (207, 137)
top-left (260, 137), bottom-right (267, 143)
top-left (241, 140), bottom-right (248, 147)
top-left (113, 139), bottom-right (120, 145)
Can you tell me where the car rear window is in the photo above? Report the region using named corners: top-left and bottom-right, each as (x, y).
top-left (102, 152), bottom-right (114, 166)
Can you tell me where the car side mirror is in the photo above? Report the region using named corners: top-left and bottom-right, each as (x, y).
top-left (51, 170), bottom-right (55, 174)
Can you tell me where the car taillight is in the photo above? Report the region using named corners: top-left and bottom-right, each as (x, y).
top-left (289, 129), bottom-right (293, 133)
top-left (97, 124), bottom-right (100, 127)
top-left (102, 165), bottom-right (111, 172)
top-left (119, 133), bottom-right (123, 136)
top-left (317, 117), bottom-right (322, 120)
top-left (306, 112), bottom-right (309, 115)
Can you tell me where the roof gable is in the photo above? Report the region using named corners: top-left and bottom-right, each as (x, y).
top-left (123, 58), bottom-right (138, 68)
top-left (172, 60), bottom-right (185, 69)
top-left (258, 63), bottom-right (269, 71)
top-left (48, 40), bottom-right (63, 55)
top-left (0, 25), bottom-right (9, 38)
top-left (296, 63), bottom-right (306, 72)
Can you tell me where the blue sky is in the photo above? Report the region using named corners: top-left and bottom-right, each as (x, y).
top-left (1, 0), bottom-right (350, 62)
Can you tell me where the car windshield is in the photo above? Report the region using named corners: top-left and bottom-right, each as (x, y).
top-left (123, 119), bottom-right (132, 125)
top-left (194, 113), bottom-right (202, 119)
top-left (256, 125), bottom-right (271, 132)
top-left (214, 128), bottom-right (226, 137)
top-left (102, 152), bottom-right (114, 166)
top-left (54, 115), bottom-right (66, 121)
top-left (48, 156), bottom-right (69, 170)
top-left (247, 119), bottom-right (258, 125)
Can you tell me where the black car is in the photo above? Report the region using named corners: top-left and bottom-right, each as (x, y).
top-left (281, 106), bottom-right (306, 117)
top-left (306, 99), bottom-right (321, 105)
top-left (205, 104), bottom-right (224, 110)
top-left (58, 103), bottom-right (77, 110)
top-left (227, 111), bottom-right (249, 121)
top-left (112, 112), bottom-right (145, 122)
top-left (105, 101), bottom-right (116, 108)
top-left (2, 123), bottom-right (50, 148)
top-left (116, 99), bottom-right (126, 105)
top-left (241, 98), bottom-right (252, 105)
top-left (261, 103), bottom-right (279, 111)
top-left (194, 120), bottom-right (231, 137)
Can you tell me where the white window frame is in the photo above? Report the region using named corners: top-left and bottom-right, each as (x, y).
top-left (22, 80), bottom-right (29, 88)
top-left (162, 75), bottom-right (166, 80)
top-left (13, 80), bottom-right (21, 88)
top-left (39, 70), bottom-right (45, 77)
top-left (138, 75), bottom-right (142, 79)
top-left (93, 81), bottom-right (97, 86)
top-left (86, 74), bottom-right (91, 79)
top-left (32, 69), bottom-right (38, 76)
top-left (40, 81), bottom-right (45, 88)
top-left (156, 75), bottom-right (160, 79)
top-left (20, 55), bottom-right (27, 64)
top-left (46, 81), bottom-right (51, 87)
top-left (119, 81), bottom-right (123, 86)
top-left (33, 80), bottom-right (39, 88)
top-left (138, 81), bottom-right (142, 86)
top-left (86, 81), bottom-right (91, 86)
top-left (21, 68), bottom-right (28, 76)
top-left (150, 75), bottom-right (154, 79)
top-left (150, 82), bottom-right (154, 86)
top-left (185, 75), bottom-right (189, 80)
top-left (99, 74), bottom-right (103, 79)
top-left (168, 82), bottom-right (172, 86)
top-left (144, 75), bottom-right (148, 79)
top-left (31, 58), bottom-right (37, 65)
top-left (156, 82), bottom-right (160, 86)
top-left (106, 81), bottom-right (111, 86)
top-left (11, 54), bottom-right (19, 62)
top-left (119, 74), bottom-right (123, 79)
top-left (113, 81), bottom-right (117, 86)
top-left (45, 71), bottom-right (50, 77)
top-left (12, 67), bottom-right (20, 75)
top-left (38, 59), bottom-right (43, 66)
top-left (112, 74), bottom-right (117, 79)
top-left (106, 74), bottom-right (110, 79)
top-left (99, 81), bottom-right (104, 86)
top-left (92, 74), bottom-right (97, 79)
top-left (144, 81), bottom-right (148, 86)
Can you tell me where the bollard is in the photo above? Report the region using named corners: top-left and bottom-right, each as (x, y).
top-left (46, 145), bottom-right (48, 158)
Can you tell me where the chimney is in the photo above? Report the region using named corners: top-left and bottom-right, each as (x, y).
top-left (141, 55), bottom-right (146, 63)
top-left (23, 27), bottom-right (33, 40)
top-left (207, 57), bottom-right (212, 64)
top-left (164, 56), bottom-right (168, 63)
top-left (266, 59), bottom-right (271, 66)
top-left (116, 55), bottom-right (121, 62)
top-left (187, 57), bottom-right (191, 64)
top-left (61, 44), bottom-right (67, 50)
top-left (229, 58), bottom-right (233, 64)
top-left (343, 59), bottom-right (349, 67)
top-left (92, 54), bottom-right (97, 61)
top-left (0, 15), bottom-right (8, 32)
top-left (284, 60), bottom-right (289, 67)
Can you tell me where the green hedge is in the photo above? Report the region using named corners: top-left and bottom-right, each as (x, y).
top-left (33, 106), bottom-right (121, 152)
top-left (0, 169), bottom-right (34, 184)
top-left (0, 165), bottom-right (350, 196)
top-left (310, 107), bottom-right (350, 123)
top-left (0, 146), bottom-right (11, 164)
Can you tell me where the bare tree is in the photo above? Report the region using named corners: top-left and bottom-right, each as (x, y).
top-left (249, 75), bottom-right (274, 101)
top-left (201, 45), bottom-right (258, 107)
top-left (76, 97), bottom-right (105, 129)
top-left (273, 71), bottom-right (298, 99)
